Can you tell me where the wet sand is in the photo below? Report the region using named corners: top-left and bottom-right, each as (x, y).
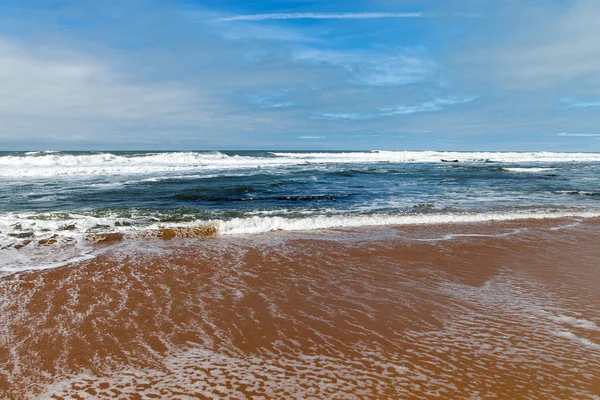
top-left (1, 218), bottom-right (600, 399)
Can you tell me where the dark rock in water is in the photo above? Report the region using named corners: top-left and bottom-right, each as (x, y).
top-left (89, 232), bottom-right (125, 244)
top-left (441, 159), bottom-right (459, 163)
top-left (413, 203), bottom-right (435, 209)
top-left (8, 231), bottom-right (35, 239)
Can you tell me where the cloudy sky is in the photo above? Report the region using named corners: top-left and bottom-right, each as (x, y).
top-left (1, 0), bottom-right (600, 151)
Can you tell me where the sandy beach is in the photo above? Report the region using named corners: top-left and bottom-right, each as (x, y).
top-left (1, 217), bottom-right (599, 399)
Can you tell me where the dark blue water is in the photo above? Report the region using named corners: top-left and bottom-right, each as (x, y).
top-left (2, 152), bottom-right (599, 214)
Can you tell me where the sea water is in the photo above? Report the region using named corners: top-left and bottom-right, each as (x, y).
top-left (2, 150), bottom-right (600, 272)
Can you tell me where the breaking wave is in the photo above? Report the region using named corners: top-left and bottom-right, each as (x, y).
top-left (1, 150), bottom-right (600, 178)
top-left (212, 209), bottom-right (600, 235)
top-left (2, 208), bottom-right (600, 274)
top-left (502, 167), bottom-right (557, 173)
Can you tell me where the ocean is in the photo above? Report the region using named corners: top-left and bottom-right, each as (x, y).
top-left (2, 150), bottom-right (600, 274)
top-left (1, 150), bottom-right (600, 399)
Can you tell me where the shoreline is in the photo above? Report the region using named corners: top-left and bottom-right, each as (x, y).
top-left (3, 211), bottom-right (600, 277)
top-left (1, 218), bottom-right (600, 398)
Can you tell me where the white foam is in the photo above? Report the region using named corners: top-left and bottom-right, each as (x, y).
top-left (0, 212), bottom-right (133, 274)
top-left (549, 220), bottom-right (583, 231)
top-left (213, 210), bottom-right (600, 235)
top-left (24, 150), bottom-right (59, 156)
top-left (1, 151), bottom-right (599, 179)
top-left (2, 209), bottom-right (600, 274)
top-left (552, 315), bottom-right (599, 331)
top-left (0, 151), bottom-right (285, 178)
top-left (0, 252), bottom-right (97, 274)
top-left (502, 167), bottom-right (556, 173)
top-left (273, 150), bottom-right (600, 163)
top-left (554, 331), bottom-right (600, 350)
top-left (398, 228), bottom-right (526, 242)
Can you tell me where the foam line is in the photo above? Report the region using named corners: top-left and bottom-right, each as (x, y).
top-left (212, 210), bottom-right (600, 235)
top-left (1, 151), bottom-right (599, 178)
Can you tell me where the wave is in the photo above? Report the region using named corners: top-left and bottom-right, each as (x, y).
top-left (272, 151), bottom-right (600, 163)
top-left (1, 151), bottom-right (600, 178)
top-left (3, 208), bottom-right (600, 274)
top-left (0, 151), bottom-right (263, 178)
top-left (502, 167), bottom-right (557, 173)
top-left (24, 150), bottom-right (60, 156)
top-left (212, 209), bottom-right (600, 235)
top-left (555, 190), bottom-right (600, 197)
top-left (3, 208), bottom-right (600, 243)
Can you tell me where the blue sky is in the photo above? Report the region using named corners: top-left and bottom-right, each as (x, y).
top-left (1, 0), bottom-right (600, 151)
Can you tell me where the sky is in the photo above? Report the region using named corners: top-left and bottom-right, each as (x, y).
top-left (1, 0), bottom-right (600, 151)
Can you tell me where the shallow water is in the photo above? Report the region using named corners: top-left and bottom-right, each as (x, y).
top-left (1, 218), bottom-right (599, 399)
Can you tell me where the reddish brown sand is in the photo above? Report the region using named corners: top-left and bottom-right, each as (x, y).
top-left (1, 218), bottom-right (600, 399)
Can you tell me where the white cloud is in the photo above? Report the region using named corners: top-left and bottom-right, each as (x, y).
top-left (317, 112), bottom-right (373, 121)
top-left (474, 0), bottom-right (600, 89)
top-left (216, 12), bottom-right (423, 22)
top-left (561, 98), bottom-right (600, 108)
top-left (0, 37), bottom-right (290, 148)
top-left (246, 93), bottom-right (293, 109)
top-left (0, 40), bottom-right (197, 121)
top-left (293, 48), bottom-right (436, 86)
top-left (207, 20), bottom-right (318, 43)
top-left (557, 132), bottom-right (600, 137)
top-left (299, 135), bottom-right (325, 139)
top-left (316, 96), bottom-right (476, 120)
top-left (381, 96), bottom-right (476, 116)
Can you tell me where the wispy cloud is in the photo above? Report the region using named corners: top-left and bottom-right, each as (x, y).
top-left (317, 96), bottom-right (476, 120)
top-left (561, 97), bottom-right (600, 108)
top-left (557, 132), bottom-right (600, 137)
top-left (380, 96), bottom-right (477, 116)
top-left (216, 12), bottom-right (423, 22)
top-left (299, 135), bottom-right (325, 139)
top-left (317, 113), bottom-right (373, 121)
top-left (293, 49), bottom-right (436, 86)
top-left (206, 19), bottom-right (319, 42)
top-left (246, 93), bottom-right (293, 109)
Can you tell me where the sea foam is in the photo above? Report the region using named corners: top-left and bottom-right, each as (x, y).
top-left (3, 209), bottom-right (600, 274)
top-left (212, 210), bottom-right (600, 235)
top-left (1, 150), bottom-right (600, 178)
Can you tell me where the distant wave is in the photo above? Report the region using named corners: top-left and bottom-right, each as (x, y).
top-left (272, 151), bottom-right (600, 163)
top-left (1, 151), bottom-right (600, 178)
top-left (24, 150), bottom-right (60, 156)
top-left (502, 167), bottom-right (557, 173)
